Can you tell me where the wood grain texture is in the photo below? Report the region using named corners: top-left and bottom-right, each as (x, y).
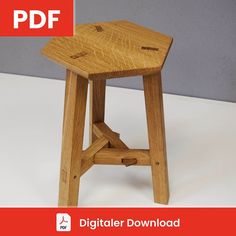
top-left (89, 80), bottom-right (106, 144)
top-left (82, 136), bottom-right (109, 161)
top-left (143, 72), bottom-right (169, 204)
top-left (62, 69), bottom-right (70, 134)
top-left (42, 20), bottom-right (173, 80)
top-left (94, 148), bottom-right (150, 166)
top-left (58, 71), bottom-right (88, 207)
top-left (93, 122), bottom-right (128, 149)
top-left (80, 159), bottom-right (94, 177)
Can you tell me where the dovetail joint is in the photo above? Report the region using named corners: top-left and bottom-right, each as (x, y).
top-left (95, 25), bottom-right (104, 32)
top-left (141, 46), bottom-right (159, 51)
top-left (70, 51), bottom-right (88, 59)
top-left (122, 158), bottom-right (138, 167)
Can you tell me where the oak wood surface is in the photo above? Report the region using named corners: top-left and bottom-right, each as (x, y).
top-left (89, 80), bottom-right (106, 144)
top-left (62, 70), bottom-right (70, 134)
top-left (82, 136), bottom-right (109, 161)
top-left (80, 159), bottom-right (94, 177)
top-left (58, 71), bottom-right (88, 207)
top-left (42, 20), bottom-right (173, 80)
top-left (93, 122), bottom-right (128, 149)
top-left (94, 148), bottom-right (151, 166)
top-left (143, 72), bottom-right (169, 204)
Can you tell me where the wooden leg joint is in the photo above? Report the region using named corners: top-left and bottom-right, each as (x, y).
top-left (93, 122), bottom-right (128, 149)
top-left (122, 158), bottom-right (138, 167)
top-left (82, 136), bottom-right (109, 161)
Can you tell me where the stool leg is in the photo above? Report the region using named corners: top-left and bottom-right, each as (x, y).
top-left (89, 80), bottom-right (106, 144)
top-left (58, 71), bottom-right (88, 207)
top-left (143, 72), bottom-right (169, 204)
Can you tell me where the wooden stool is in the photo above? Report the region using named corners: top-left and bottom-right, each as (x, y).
top-left (42, 20), bottom-right (173, 206)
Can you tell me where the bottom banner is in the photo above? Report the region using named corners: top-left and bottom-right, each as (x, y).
top-left (0, 208), bottom-right (235, 235)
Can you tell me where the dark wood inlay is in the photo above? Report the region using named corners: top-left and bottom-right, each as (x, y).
top-left (141, 46), bottom-right (159, 51)
top-left (122, 158), bottom-right (138, 167)
top-left (95, 25), bottom-right (104, 32)
top-left (70, 52), bottom-right (88, 59)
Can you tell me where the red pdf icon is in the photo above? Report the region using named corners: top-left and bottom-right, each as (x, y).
top-left (0, 0), bottom-right (74, 36)
top-left (59, 216), bottom-right (69, 224)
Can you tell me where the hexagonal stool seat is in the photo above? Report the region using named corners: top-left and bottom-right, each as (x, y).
top-left (42, 20), bottom-right (173, 206)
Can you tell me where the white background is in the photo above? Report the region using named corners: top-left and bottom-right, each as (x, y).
top-left (0, 73), bottom-right (235, 206)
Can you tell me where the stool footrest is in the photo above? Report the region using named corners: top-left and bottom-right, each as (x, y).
top-left (95, 148), bottom-right (150, 166)
top-left (80, 148), bottom-right (150, 176)
top-left (122, 158), bottom-right (138, 167)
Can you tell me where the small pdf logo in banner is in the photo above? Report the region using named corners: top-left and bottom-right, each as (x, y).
top-left (56, 213), bottom-right (71, 232)
top-left (0, 0), bottom-right (74, 36)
